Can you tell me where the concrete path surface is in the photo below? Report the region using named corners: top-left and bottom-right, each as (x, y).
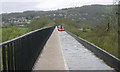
top-left (33, 27), bottom-right (68, 70)
top-left (33, 27), bottom-right (114, 71)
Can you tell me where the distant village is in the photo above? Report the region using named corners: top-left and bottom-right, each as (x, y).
top-left (2, 11), bottom-right (89, 28)
top-left (2, 16), bottom-right (40, 27)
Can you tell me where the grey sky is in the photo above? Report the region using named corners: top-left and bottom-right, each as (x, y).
top-left (1, 0), bottom-right (115, 14)
top-left (2, 2), bottom-right (40, 13)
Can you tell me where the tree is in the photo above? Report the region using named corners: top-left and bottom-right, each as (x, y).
top-left (28, 18), bottom-right (55, 31)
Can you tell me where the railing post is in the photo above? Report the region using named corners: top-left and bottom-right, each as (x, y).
top-left (2, 45), bottom-right (7, 71)
top-left (7, 43), bottom-right (14, 70)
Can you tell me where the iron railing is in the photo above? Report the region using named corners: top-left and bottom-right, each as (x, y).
top-left (0, 26), bottom-right (55, 71)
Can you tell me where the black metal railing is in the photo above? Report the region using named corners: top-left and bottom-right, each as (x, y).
top-left (0, 26), bottom-right (55, 71)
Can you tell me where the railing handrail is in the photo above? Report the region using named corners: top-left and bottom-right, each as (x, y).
top-left (0, 26), bottom-right (53, 46)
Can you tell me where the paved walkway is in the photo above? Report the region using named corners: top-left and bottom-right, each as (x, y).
top-left (33, 27), bottom-right (114, 71)
top-left (33, 27), bottom-right (68, 70)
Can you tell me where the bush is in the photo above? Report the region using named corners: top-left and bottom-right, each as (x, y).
top-left (2, 26), bottom-right (30, 42)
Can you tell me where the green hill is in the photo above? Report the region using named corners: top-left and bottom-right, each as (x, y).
top-left (2, 5), bottom-right (117, 26)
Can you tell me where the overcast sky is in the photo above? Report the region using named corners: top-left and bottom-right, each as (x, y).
top-left (1, 0), bottom-right (115, 14)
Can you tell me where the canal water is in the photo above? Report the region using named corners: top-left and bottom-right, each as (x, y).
top-left (58, 31), bottom-right (114, 71)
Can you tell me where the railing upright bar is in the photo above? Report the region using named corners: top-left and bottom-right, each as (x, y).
top-left (7, 43), bottom-right (11, 70)
top-left (2, 45), bottom-right (7, 71)
top-left (10, 42), bottom-right (14, 71)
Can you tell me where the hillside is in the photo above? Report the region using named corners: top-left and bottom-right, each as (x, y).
top-left (1, 5), bottom-right (117, 27)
